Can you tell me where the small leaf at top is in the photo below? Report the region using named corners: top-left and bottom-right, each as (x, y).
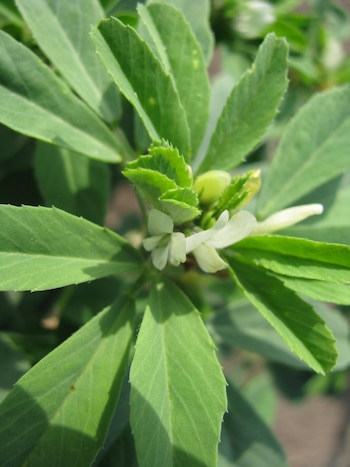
top-left (123, 144), bottom-right (200, 224)
top-left (126, 142), bottom-right (192, 188)
top-left (197, 33), bottom-right (289, 173)
top-left (214, 169), bottom-right (262, 215)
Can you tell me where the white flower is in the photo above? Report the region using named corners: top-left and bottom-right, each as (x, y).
top-left (252, 204), bottom-right (324, 235)
top-left (186, 210), bottom-right (257, 273)
top-left (143, 209), bottom-right (186, 270)
top-left (235, 1), bottom-right (275, 39)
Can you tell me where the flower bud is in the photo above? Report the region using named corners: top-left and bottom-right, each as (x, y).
top-left (252, 204), bottom-right (324, 235)
top-left (194, 170), bottom-right (231, 205)
top-left (238, 169), bottom-right (261, 208)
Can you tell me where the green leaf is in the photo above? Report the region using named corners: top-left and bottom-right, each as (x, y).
top-left (0, 205), bottom-right (142, 291)
top-left (278, 277), bottom-right (350, 305)
top-left (233, 235), bottom-right (350, 283)
top-left (123, 144), bottom-right (200, 224)
top-left (138, 2), bottom-right (210, 154)
top-left (0, 30), bottom-right (121, 163)
top-left (257, 84), bottom-right (350, 217)
top-left (130, 280), bottom-right (227, 467)
top-left (227, 259), bottom-right (338, 374)
top-left (15, 0), bottom-right (121, 123)
top-left (214, 169), bottom-right (261, 215)
top-left (159, 187), bottom-right (200, 224)
top-left (314, 301), bottom-right (350, 371)
top-left (147, 0), bottom-right (213, 64)
top-left (34, 142), bottom-right (110, 225)
top-left (125, 143), bottom-right (192, 188)
top-left (197, 33), bottom-right (288, 173)
top-left (0, 296), bottom-right (135, 467)
top-left (218, 383), bottom-right (287, 467)
top-left (92, 18), bottom-right (191, 157)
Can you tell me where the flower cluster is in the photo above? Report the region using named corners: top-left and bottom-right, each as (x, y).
top-left (143, 203), bottom-right (324, 273)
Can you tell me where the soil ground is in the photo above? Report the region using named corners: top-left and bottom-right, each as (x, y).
top-left (274, 390), bottom-right (350, 466)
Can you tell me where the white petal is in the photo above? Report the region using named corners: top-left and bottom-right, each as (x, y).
top-left (169, 232), bottom-right (187, 266)
top-left (213, 210), bottom-right (230, 230)
top-left (208, 211), bottom-right (257, 248)
top-left (185, 210), bottom-right (230, 253)
top-left (252, 204), bottom-right (324, 235)
top-left (192, 243), bottom-right (228, 273)
top-left (186, 229), bottom-right (213, 253)
top-left (148, 209), bottom-right (173, 236)
top-left (143, 235), bottom-right (162, 252)
top-left (151, 242), bottom-right (170, 270)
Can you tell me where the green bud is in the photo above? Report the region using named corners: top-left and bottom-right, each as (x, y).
top-left (194, 170), bottom-right (231, 205)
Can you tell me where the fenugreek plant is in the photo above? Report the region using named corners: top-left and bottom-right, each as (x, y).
top-left (0, 1), bottom-right (350, 466)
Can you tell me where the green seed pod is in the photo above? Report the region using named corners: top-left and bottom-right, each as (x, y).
top-left (194, 170), bottom-right (231, 205)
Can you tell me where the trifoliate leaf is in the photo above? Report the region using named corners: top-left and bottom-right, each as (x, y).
top-left (215, 169), bottom-right (261, 214)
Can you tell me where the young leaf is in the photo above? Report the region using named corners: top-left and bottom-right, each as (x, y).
top-left (213, 169), bottom-right (261, 215)
top-left (0, 205), bottom-right (142, 291)
top-left (15, 0), bottom-right (121, 122)
top-left (130, 280), bottom-right (227, 467)
top-left (233, 235), bottom-right (350, 283)
top-left (34, 142), bottom-right (110, 225)
top-left (197, 33), bottom-right (288, 173)
top-left (125, 143), bottom-right (193, 188)
top-left (0, 31), bottom-right (121, 163)
top-left (227, 258), bottom-right (338, 374)
top-left (257, 84), bottom-right (350, 217)
top-left (92, 18), bottom-right (191, 158)
top-left (219, 383), bottom-right (287, 467)
top-left (123, 144), bottom-right (200, 224)
top-left (138, 2), bottom-right (211, 153)
top-left (0, 296), bottom-right (135, 467)
top-left (147, 0), bottom-right (214, 64)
